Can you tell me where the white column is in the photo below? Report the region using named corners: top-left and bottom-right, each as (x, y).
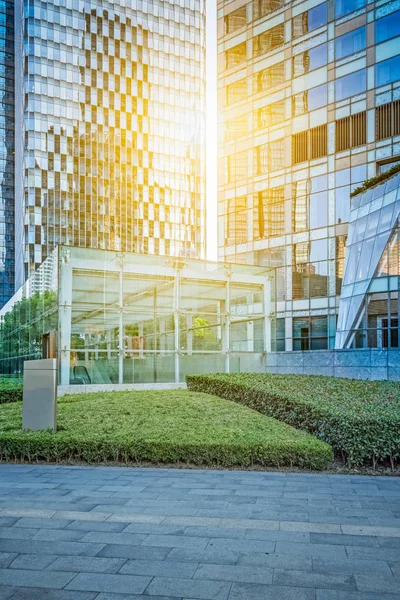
top-left (59, 251), bottom-right (73, 386)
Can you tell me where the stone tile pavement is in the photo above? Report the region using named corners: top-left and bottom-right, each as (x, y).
top-left (0, 465), bottom-right (398, 599)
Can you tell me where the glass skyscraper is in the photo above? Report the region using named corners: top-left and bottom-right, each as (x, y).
top-left (217, 0), bottom-right (400, 352)
top-left (13, 0), bottom-right (206, 290)
top-left (0, 1), bottom-right (14, 306)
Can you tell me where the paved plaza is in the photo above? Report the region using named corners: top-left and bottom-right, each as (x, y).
top-left (0, 465), bottom-right (398, 599)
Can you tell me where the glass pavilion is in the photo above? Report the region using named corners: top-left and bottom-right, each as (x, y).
top-left (0, 247), bottom-right (272, 386)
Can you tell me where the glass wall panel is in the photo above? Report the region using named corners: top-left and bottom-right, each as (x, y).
top-left (336, 0), bottom-right (365, 18)
top-left (0, 250), bottom-right (58, 376)
top-left (336, 27), bottom-right (366, 59)
top-left (336, 69), bottom-right (366, 100)
top-left (376, 56), bottom-right (400, 87)
top-left (0, 247), bottom-right (271, 383)
top-left (376, 11), bottom-right (400, 44)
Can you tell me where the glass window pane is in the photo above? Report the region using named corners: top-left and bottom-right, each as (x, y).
top-left (336, 69), bottom-right (366, 100)
top-left (335, 27), bottom-right (366, 59)
top-left (308, 83), bottom-right (327, 110)
top-left (376, 55), bottom-right (400, 87)
top-left (376, 10), bottom-right (400, 44)
top-left (310, 191), bottom-right (328, 228)
top-left (336, 0), bottom-right (365, 18)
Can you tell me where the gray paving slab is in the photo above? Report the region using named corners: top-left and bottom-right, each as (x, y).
top-left (98, 544), bottom-right (171, 561)
top-left (194, 563), bottom-right (273, 584)
top-left (5, 591), bottom-right (97, 600)
top-left (47, 556), bottom-right (126, 574)
top-left (0, 567), bottom-right (76, 589)
top-left (144, 576), bottom-right (231, 599)
top-left (8, 553), bottom-right (59, 570)
top-left (229, 583), bottom-right (316, 600)
top-left (66, 573), bottom-right (152, 594)
top-left (119, 557), bottom-right (198, 578)
top-left (0, 465), bottom-right (398, 599)
top-left (0, 556), bottom-right (14, 570)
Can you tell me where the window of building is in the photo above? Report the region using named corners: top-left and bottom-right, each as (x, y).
top-left (225, 196), bottom-right (248, 245)
top-left (270, 139), bottom-right (285, 171)
top-left (293, 179), bottom-right (309, 233)
top-left (252, 0), bottom-right (284, 22)
top-left (293, 240), bottom-right (329, 300)
top-left (376, 10), bottom-right (400, 44)
top-left (292, 125), bottom-right (327, 165)
top-left (379, 158), bottom-right (400, 174)
top-left (336, 235), bottom-right (347, 295)
top-left (292, 3), bottom-right (327, 39)
top-left (256, 61), bottom-right (285, 92)
top-left (292, 43), bottom-right (327, 77)
top-left (227, 151), bottom-right (248, 183)
top-left (226, 42), bottom-right (247, 69)
top-left (255, 246), bottom-right (286, 267)
top-left (256, 99), bottom-right (285, 129)
top-left (292, 84), bottom-right (327, 116)
top-left (226, 78), bottom-right (247, 104)
top-left (225, 114), bottom-right (248, 141)
top-left (274, 318), bottom-right (285, 351)
top-left (253, 186), bottom-right (285, 239)
top-left (335, 164), bottom-right (366, 223)
top-left (376, 55), bottom-right (400, 87)
top-left (335, 69), bottom-right (366, 100)
top-left (376, 101), bottom-right (400, 140)
top-left (335, 111), bottom-right (366, 151)
top-left (253, 23), bottom-right (285, 57)
top-left (256, 144), bottom-right (269, 175)
top-left (335, 27), bottom-right (366, 60)
top-left (225, 6), bottom-right (247, 34)
top-left (293, 316), bottom-right (328, 350)
top-left (336, 0), bottom-right (365, 18)
top-left (256, 139), bottom-right (285, 174)
top-left (309, 175), bottom-right (328, 229)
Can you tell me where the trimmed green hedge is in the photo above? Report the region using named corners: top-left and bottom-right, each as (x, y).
top-left (0, 379), bottom-right (23, 404)
top-left (186, 373), bottom-right (400, 467)
top-left (0, 389), bottom-right (332, 469)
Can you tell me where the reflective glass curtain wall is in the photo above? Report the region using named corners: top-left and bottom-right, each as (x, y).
top-left (0, 1), bottom-right (14, 306)
top-left (20, 0), bottom-right (206, 281)
top-left (218, 0), bottom-right (400, 353)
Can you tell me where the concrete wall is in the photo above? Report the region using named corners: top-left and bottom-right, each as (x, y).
top-left (266, 349), bottom-right (400, 381)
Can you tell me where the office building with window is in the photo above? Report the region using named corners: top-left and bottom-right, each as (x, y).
top-left (12, 0), bottom-right (206, 293)
top-left (217, 0), bottom-right (400, 355)
top-left (0, 2), bottom-right (14, 307)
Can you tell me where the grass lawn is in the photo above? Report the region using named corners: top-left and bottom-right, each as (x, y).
top-left (0, 389), bottom-right (332, 469)
top-left (187, 374), bottom-right (400, 467)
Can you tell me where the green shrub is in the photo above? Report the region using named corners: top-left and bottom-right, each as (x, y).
top-left (350, 161), bottom-right (400, 197)
top-left (0, 389), bottom-right (332, 469)
top-left (0, 379), bottom-right (23, 404)
top-left (186, 373), bottom-right (400, 467)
